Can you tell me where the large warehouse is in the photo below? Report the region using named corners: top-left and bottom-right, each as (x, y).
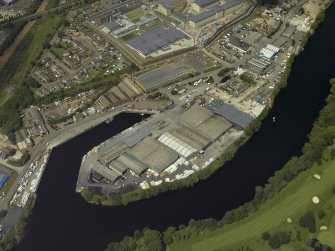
top-left (128, 137), bottom-right (179, 174)
top-left (191, 0), bottom-right (218, 12)
top-left (158, 133), bottom-right (198, 158)
top-left (134, 63), bottom-right (192, 92)
top-left (127, 27), bottom-right (189, 57)
top-left (208, 99), bottom-right (253, 129)
top-left (188, 0), bottom-right (245, 28)
top-left (178, 104), bottom-right (232, 141)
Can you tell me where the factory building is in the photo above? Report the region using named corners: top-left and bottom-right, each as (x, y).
top-left (158, 133), bottom-right (198, 158)
top-left (134, 63), bottom-right (192, 92)
top-left (258, 44), bottom-right (280, 61)
top-left (101, 19), bottom-right (136, 37)
top-left (127, 27), bottom-right (189, 57)
top-left (0, 173), bottom-right (9, 189)
top-left (92, 163), bottom-right (121, 183)
top-left (227, 36), bottom-right (252, 54)
top-left (188, 0), bottom-right (245, 28)
top-left (128, 138), bottom-right (179, 174)
top-left (157, 0), bottom-right (180, 15)
top-left (208, 99), bottom-right (253, 129)
top-left (246, 57), bottom-right (272, 74)
top-left (191, 0), bottom-right (218, 13)
top-left (282, 25), bottom-right (296, 38)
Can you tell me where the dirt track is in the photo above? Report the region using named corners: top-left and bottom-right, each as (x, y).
top-left (0, 0), bottom-right (49, 71)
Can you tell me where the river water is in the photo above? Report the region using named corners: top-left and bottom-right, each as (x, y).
top-left (16, 3), bottom-right (335, 251)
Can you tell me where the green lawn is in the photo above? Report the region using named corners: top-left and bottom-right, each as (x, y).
top-left (139, 19), bottom-right (163, 32)
top-left (168, 148), bottom-right (335, 251)
top-left (7, 15), bottom-right (63, 87)
top-left (125, 8), bottom-right (145, 21)
top-left (50, 46), bottom-right (66, 59)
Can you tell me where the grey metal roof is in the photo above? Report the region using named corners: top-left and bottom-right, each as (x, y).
top-left (208, 99), bottom-right (253, 129)
top-left (190, 0), bottom-right (244, 23)
top-left (117, 153), bottom-right (148, 175)
top-left (228, 36), bottom-right (252, 52)
top-left (109, 159), bottom-right (128, 175)
top-left (282, 25), bottom-right (296, 38)
top-left (190, 9), bottom-right (216, 23)
top-left (215, 0), bottom-right (244, 12)
top-left (136, 63), bottom-right (191, 91)
top-left (195, 0), bottom-right (217, 8)
top-left (122, 127), bottom-right (151, 147)
top-left (92, 163), bottom-right (120, 182)
top-left (127, 27), bottom-right (188, 55)
top-left (103, 21), bottom-right (122, 31)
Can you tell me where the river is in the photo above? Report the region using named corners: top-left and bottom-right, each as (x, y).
top-left (16, 3), bottom-right (335, 251)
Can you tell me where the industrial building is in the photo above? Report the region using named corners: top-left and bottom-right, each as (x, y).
top-left (227, 36), bottom-right (252, 53)
top-left (92, 163), bottom-right (121, 183)
top-left (177, 104), bottom-right (232, 141)
top-left (158, 132), bottom-right (198, 158)
top-left (0, 173), bottom-right (9, 189)
top-left (134, 63), bottom-right (192, 92)
top-left (101, 19), bottom-right (136, 37)
top-left (258, 44), bottom-right (280, 61)
top-left (246, 57), bottom-right (272, 73)
top-left (128, 137), bottom-right (179, 174)
top-left (157, 105), bottom-right (232, 156)
top-left (219, 79), bottom-right (250, 97)
top-left (208, 99), bottom-right (253, 129)
top-left (191, 0), bottom-right (218, 13)
top-left (157, 0), bottom-right (181, 15)
top-left (127, 27), bottom-right (189, 57)
top-left (282, 25), bottom-right (296, 38)
top-left (188, 0), bottom-right (246, 28)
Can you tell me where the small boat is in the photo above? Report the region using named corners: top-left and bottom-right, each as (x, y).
top-left (105, 118), bottom-right (113, 124)
top-left (273, 116), bottom-right (276, 122)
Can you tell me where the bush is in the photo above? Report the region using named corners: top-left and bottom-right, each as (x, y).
top-left (299, 211), bottom-right (316, 233)
top-left (262, 232), bottom-right (271, 241)
top-left (268, 231), bottom-right (290, 249)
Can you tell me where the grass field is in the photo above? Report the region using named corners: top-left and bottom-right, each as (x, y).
top-left (168, 147), bottom-right (335, 251)
top-left (8, 15), bottom-right (63, 86)
top-left (125, 8), bottom-right (145, 21)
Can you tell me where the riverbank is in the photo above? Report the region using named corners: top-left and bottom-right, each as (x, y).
top-left (79, 3), bottom-right (328, 207)
top-left (166, 78), bottom-right (335, 251)
top-left (107, 78), bottom-right (335, 250)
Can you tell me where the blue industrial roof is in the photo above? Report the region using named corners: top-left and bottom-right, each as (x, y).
top-left (127, 27), bottom-right (188, 55)
top-left (0, 175), bottom-right (9, 189)
top-left (208, 99), bottom-right (253, 129)
top-left (190, 0), bottom-right (244, 23)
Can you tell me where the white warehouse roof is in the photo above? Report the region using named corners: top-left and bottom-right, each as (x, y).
top-left (158, 133), bottom-right (197, 158)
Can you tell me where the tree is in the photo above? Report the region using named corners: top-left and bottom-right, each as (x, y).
top-left (299, 211), bottom-right (316, 233)
top-left (171, 88), bottom-right (178, 95)
top-left (163, 226), bottom-right (176, 245)
top-left (130, 63), bottom-right (139, 71)
top-left (268, 231), bottom-right (290, 249)
top-left (262, 232), bottom-right (271, 241)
